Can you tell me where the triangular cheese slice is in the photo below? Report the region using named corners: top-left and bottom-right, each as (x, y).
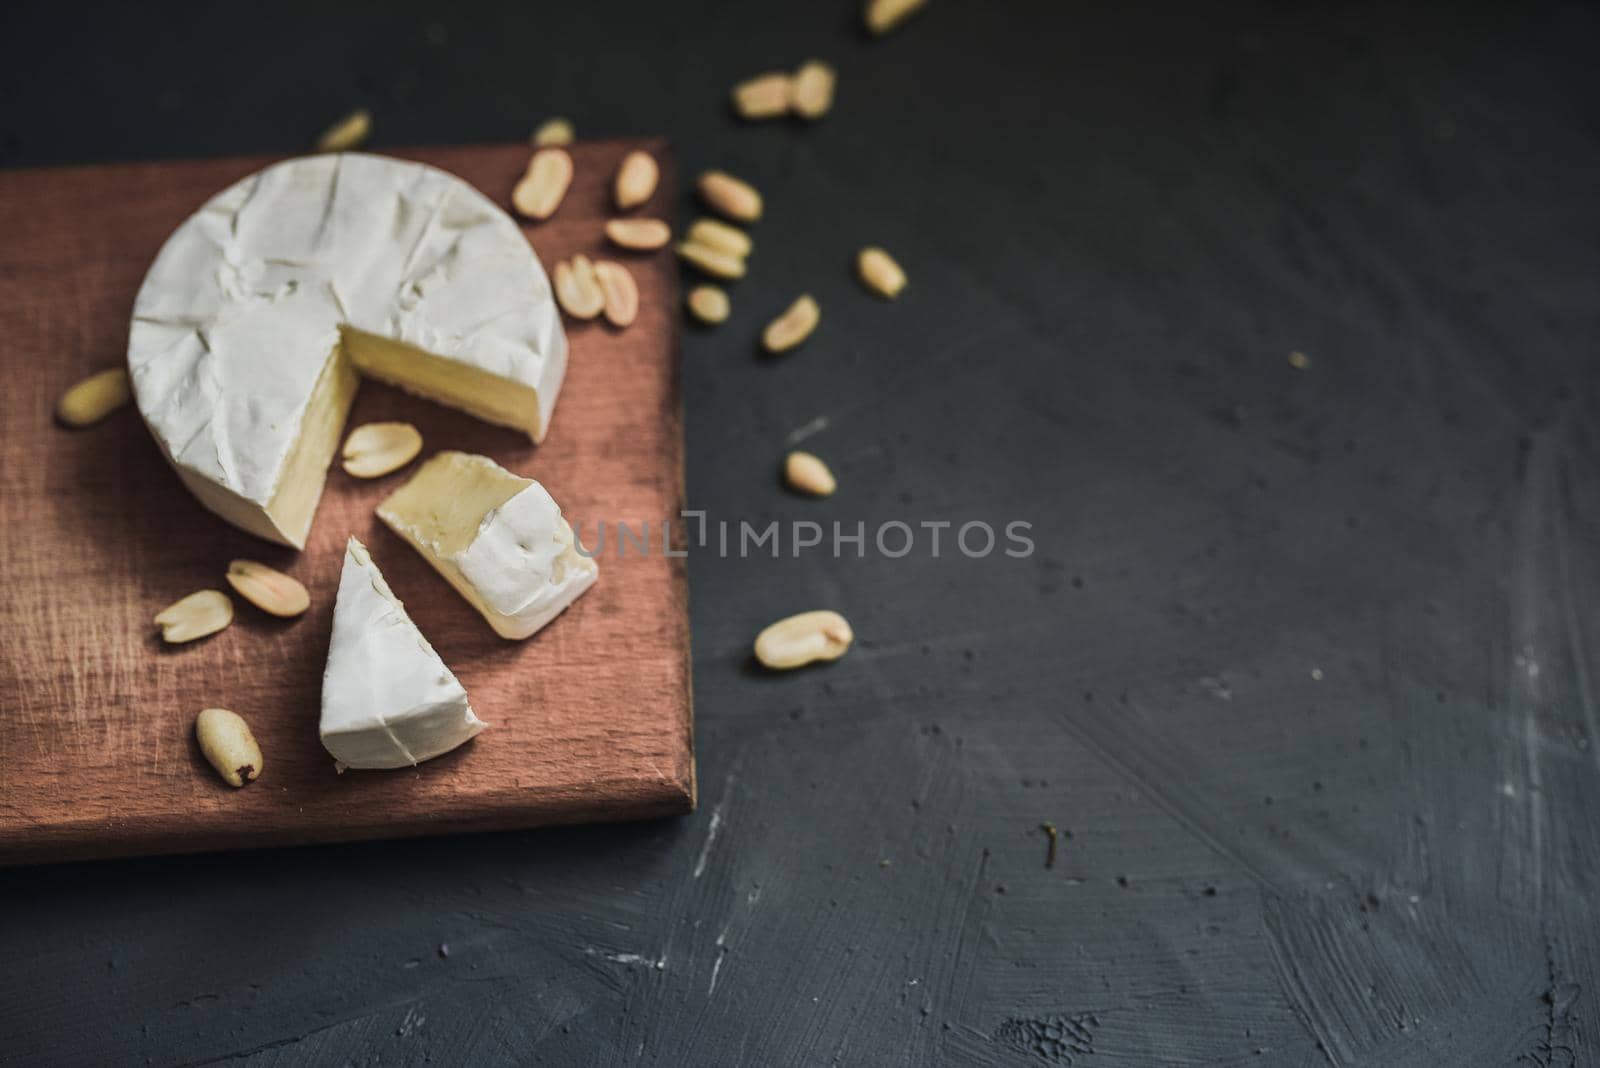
top-left (320, 536), bottom-right (485, 769)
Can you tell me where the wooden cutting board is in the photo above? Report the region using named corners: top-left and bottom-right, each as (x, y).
top-left (0, 140), bottom-right (694, 865)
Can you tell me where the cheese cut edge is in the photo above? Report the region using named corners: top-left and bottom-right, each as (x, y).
top-left (343, 327), bottom-right (564, 443)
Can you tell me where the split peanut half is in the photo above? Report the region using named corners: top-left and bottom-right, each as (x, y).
top-left (857, 247), bottom-right (907, 298)
top-left (154, 590), bottom-right (234, 644)
top-left (226, 560), bottom-right (311, 618)
top-left (316, 108), bottom-right (371, 152)
top-left (195, 708), bottom-right (263, 788)
top-left (613, 150), bottom-right (660, 210)
top-left (755, 610), bottom-right (855, 670)
top-left (594, 261), bottom-right (640, 328)
top-left (341, 421), bottom-right (423, 479)
top-left (554, 255), bottom-right (606, 319)
top-left (687, 285), bottom-right (731, 324)
top-left (513, 147), bottom-right (574, 221)
top-left (56, 368), bottom-right (131, 428)
top-left (784, 451), bottom-right (837, 496)
top-left (677, 241), bottom-right (747, 281)
top-left (605, 218), bottom-right (672, 251)
top-left (687, 217), bottom-right (753, 259)
top-left (762, 295), bottom-right (821, 353)
top-left (732, 72), bottom-right (794, 120)
top-left (790, 61), bottom-right (837, 119)
top-left (698, 171), bottom-right (763, 223)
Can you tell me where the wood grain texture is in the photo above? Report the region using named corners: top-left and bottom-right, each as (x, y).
top-left (0, 140), bottom-right (694, 865)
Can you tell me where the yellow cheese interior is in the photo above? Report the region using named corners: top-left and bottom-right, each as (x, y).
top-left (264, 348), bottom-right (361, 548)
top-left (379, 451), bottom-right (529, 556)
top-left (342, 329), bottom-right (544, 440)
top-left (213, 327), bottom-right (544, 550)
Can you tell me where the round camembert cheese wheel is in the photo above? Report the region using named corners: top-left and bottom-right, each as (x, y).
top-left (127, 152), bottom-right (567, 548)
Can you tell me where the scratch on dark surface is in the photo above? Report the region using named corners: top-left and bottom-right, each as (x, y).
top-left (691, 807), bottom-right (723, 880)
top-left (1504, 426), bottom-right (1564, 912)
top-left (170, 1019), bottom-right (355, 1066)
top-left (1552, 452), bottom-right (1600, 777)
top-left (1375, 631), bottom-right (1435, 905)
top-left (171, 996), bottom-right (432, 1067)
top-left (583, 946), bottom-right (665, 971)
top-left (395, 1005), bottom-right (425, 1037)
top-left (1262, 888), bottom-right (1492, 1066)
top-left (705, 941), bottom-right (726, 1000)
top-left (785, 414), bottom-right (829, 445)
top-left (172, 992), bottom-right (220, 1009)
top-left (692, 770), bottom-right (736, 879)
top-left (1051, 700), bottom-right (1287, 891)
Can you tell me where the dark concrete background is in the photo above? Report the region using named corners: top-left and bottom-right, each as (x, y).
top-left (3, 1), bottom-right (1599, 1064)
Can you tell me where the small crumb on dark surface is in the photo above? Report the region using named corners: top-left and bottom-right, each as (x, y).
top-left (1287, 350), bottom-right (1311, 370)
top-left (438, 943), bottom-right (450, 959)
top-left (1116, 875), bottom-right (1129, 888)
top-left (1040, 821), bottom-right (1058, 869)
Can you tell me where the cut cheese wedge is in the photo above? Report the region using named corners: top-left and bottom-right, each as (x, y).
top-left (378, 451), bottom-right (598, 640)
top-left (320, 536), bottom-right (485, 769)
top-left (128, 153), bottom-right (567, 548)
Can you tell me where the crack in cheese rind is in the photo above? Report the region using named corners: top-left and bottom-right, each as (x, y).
top-left (320, 537), bottom-right (485, 770)
top-left (129, 153), bottom-right (566, 548)
top-left (377, 451), bottom-right (598, 640)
